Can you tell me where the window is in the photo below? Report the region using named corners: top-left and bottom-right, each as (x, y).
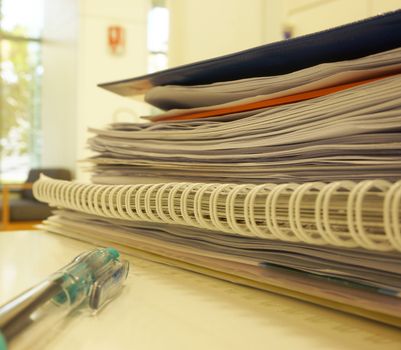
top-left (148, 0), bottom-right (169, 73)
top-left (0, 0), bottom-right (44, 182)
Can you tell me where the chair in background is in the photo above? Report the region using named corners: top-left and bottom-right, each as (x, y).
top-left (0, 168), bottom-right (72, 231)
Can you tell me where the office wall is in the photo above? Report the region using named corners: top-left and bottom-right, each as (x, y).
top-left (41, 0), bottom-right (79, 175)
top-left (42, 0), bottom-right (149, 180)
top-left (168, 0), bottom-right (285, 67)
top-left (284, 0), bottom-right (401, 37)
top-left (76, 0), bottom-right (149, 181)
top-left (168, 0), bottom-right (401, 68)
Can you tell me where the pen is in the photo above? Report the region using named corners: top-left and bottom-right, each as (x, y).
top-left (0, 247), bottom-right (129, 350)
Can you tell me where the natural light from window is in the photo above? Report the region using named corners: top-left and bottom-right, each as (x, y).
top-left (0, 0), bottom-right (44, 183)
top-left (148, 2), bottom-right (169, 73)
top-left (1, 0), bottom-right (43, 37)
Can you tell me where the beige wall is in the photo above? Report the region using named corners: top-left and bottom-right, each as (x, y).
top-left (41, 0), bottom-right (79, 175)
top-left (168, 0), bottom-right (285, 67)
top-left (42, 0), bottom-right (150, 181)
top-left (284, 0), bottom-right (401, 37)
top-left (168, 0), bottom-right (401, 67)
top-left (76, 0), bottom-right (150, 181)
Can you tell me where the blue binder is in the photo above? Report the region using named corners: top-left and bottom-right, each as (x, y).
top-left (99, 10), bottom-right (401, 96)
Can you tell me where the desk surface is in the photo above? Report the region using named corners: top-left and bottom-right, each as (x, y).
top-left (1, 230), bottom-right (401, 350)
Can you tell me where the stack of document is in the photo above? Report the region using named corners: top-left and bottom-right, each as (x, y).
top-left (35, 11), bottom-right (401, 327)
top-left (89, 74), bottom-right (401, 185)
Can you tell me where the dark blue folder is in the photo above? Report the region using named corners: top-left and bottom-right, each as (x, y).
top-left (99, 10), bottom-right (401, 96)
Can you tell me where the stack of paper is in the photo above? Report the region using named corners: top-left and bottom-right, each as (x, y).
top-left (35, 11), bottom-right (401, 327)
top-left (89, 74), bottom-right (401, 185)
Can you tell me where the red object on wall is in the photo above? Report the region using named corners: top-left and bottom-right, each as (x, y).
top-left (108, 26), bottom-right (125, 55)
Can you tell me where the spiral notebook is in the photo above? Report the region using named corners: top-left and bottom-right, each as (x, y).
top-left (34, 176), bottom-right (401, 326)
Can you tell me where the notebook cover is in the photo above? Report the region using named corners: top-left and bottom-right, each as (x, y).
top-left (99, 10), bottom-right (401, 96)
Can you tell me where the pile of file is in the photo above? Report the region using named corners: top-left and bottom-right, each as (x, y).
top-left (34, 11), bottom-right (401, 327)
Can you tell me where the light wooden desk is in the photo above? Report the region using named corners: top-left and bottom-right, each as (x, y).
top-left (1, 230), bottom-right (401, 350)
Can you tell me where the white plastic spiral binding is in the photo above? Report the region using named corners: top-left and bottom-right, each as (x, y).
top-left (33, 175), bottom-right (401, 252)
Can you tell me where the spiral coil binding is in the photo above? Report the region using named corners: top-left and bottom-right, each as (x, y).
top-left (33, 175), bottom-right (401, 252)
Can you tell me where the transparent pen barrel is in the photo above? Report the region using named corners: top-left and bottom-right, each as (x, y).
top-left (0, 272), bottom-right (86, 349)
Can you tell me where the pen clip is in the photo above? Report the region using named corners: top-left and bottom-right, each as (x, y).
top-left (88, 259), bottom-right (129, 310)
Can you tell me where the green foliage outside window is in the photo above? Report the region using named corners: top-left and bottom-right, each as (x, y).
top-left (0, 0), bottom-right (42, 181)
top-left (1, 35), bottom-right (40, 156)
